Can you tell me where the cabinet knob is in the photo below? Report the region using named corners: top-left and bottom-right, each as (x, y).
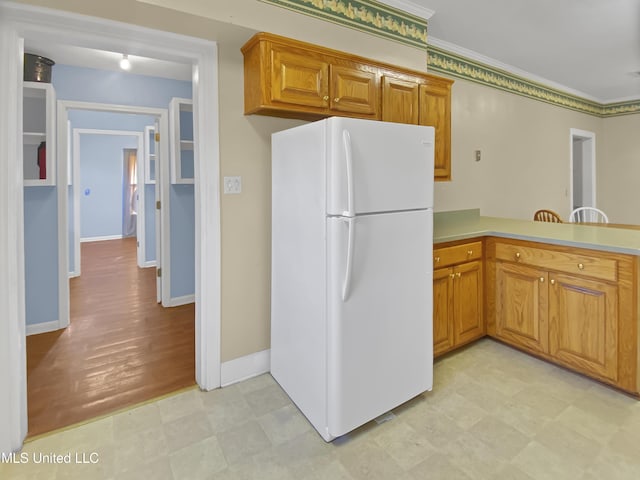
top-left (539, 277), bottom-right (545, 283)
top-left (455, 272), bottom-right (461, 278)
top-left (577, 263), bottom-right (584, 270)
top-left (515, 252), bottom-right (521, 260)
top-left (334, 98), bottom-right (340, 103)
top-left (323, 95), bottom-right (329, 101)
top-left (467, 250), bottom-right (473, 256)
top-left (449, 273), bottom-right (455, 279)
top-left (550, 279), bottom-right (556, 285)
top-left (435, 256), bottom-right (440, 263)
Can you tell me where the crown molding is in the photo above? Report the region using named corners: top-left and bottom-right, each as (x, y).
top-left (428, 36), bottom-right (600, 103)
top-left (375, 0), bottom-right (434, 20)
top-left (427, 38), bottom-right (640, 118)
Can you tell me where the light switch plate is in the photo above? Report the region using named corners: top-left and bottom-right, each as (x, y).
top-left (223, 176), bottom-right (242, 194)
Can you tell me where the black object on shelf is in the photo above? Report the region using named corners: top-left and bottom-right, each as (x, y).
top-left (24, 54), bottom-right (55, 83)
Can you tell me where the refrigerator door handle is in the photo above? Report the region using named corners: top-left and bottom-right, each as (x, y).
top-left (342, 129), bottom-right (355, 217)
top-left (341, 217), bottom-right (355, 302)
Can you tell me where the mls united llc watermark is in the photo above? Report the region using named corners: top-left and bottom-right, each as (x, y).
top-left (2, 451), bottom-right (100, 464)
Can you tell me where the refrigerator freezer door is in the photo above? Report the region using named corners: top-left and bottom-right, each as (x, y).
top-left (326, 209), bottom-right (433, 439)
top-left (326, 117), bottom-right (435, 216)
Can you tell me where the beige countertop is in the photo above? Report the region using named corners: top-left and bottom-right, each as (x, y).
top-left (434, 209), bottom-right (640, 255)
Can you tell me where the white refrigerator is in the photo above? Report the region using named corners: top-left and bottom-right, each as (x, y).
top-left (271, 116), bottom-right (434, 442)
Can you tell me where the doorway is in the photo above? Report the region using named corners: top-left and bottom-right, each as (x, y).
top-left (570, 129), bottom-right (597, 211)
top-left (0, 2), bottom-right (221, 452)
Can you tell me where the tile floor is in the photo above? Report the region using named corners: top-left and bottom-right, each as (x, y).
top-left (3, 338), bottom-right (640, 479)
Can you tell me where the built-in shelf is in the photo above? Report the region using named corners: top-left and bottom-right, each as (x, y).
top-left (23, 81), bottom-right (56, 186)
top-left (169, 97), bottom-right (194, 184)
top-left (144, 125), bottom-right (157, 184)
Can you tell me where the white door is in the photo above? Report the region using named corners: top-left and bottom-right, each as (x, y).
top-left (326, 117), bottom-right (434, 216)
top-left (326, 209), bottom-right (433, 438)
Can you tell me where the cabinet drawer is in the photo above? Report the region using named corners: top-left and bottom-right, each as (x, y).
top-left (494, 242), bottom-right (617, 282)
top-left (434, 241), bottom-right (482, 269)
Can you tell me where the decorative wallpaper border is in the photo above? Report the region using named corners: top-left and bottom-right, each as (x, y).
top-left (259, 0), bottom-right (428, 48)
top-left (260, 0), bottom-right (639, 117)
top-left (427, 45), bottom-right (640, 118)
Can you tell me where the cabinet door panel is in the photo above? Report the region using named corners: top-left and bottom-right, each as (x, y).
top-left (271, 47), bottom-right (329, 108)
top-left (330, 65), bottom-right (379, 116)
top-left (433, 267), bottom-right (455, 356)
top-left (495, 262), bottom-right (548, 354)
top-left (419, 83), bottom-right (451, 180)
top-left (381, 77), bottom-right (419, 124)
top-left (549, 273), bottom-right (618, 381)
top-left (454, 261), bottom-right (484, 345)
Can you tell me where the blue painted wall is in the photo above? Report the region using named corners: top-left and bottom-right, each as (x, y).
top-left (24, 64), bottom-right (193, 326)
top-left (170, 184), bottom-right (195, 298)
top-left (53, 64), bottom-right (192, 107)
top-left (79, 134), bottom-right (138, 238)
top-left (24, 186), bottom-right (59, 326)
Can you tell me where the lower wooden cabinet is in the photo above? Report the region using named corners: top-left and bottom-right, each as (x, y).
top-left (495, 262), bottom-right (549, 355)
top-left (433, 240), bottom-right (484, 357)
top-left (487, 237), bottom-right (639, 394)
top-left (549, 272), bottom-right (619, 381)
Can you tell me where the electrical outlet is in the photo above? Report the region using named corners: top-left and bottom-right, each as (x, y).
top-left (223, 176), bottom-right (242, 194)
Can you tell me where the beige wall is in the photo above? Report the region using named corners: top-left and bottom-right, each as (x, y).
top-left (15, 0), bottom-right (640, 363)
top-left (599, 114), bottom-right (640, 224)
top-left (436, 77), bottom-right (604, 220)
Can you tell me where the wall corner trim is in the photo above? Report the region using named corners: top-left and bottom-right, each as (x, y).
top-left (220, 349), bottom-right (271, 387)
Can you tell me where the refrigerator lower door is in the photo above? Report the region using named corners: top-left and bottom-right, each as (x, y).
top-left (326, 209), bottom-right (433, 439)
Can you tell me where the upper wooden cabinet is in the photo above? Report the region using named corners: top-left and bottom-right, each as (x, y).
top-left (243, 33), bottom-right (379, 120)
top-left (242, 33), bottom-right (453, 180)
top-left (381, 76), bottom-right (419, 124)
top-left (419, 80), bottom-right (452, 181)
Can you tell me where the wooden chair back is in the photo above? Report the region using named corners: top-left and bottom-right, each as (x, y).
top-left (533, 209), bottom-right (563, 223)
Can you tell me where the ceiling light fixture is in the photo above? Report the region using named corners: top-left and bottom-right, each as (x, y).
top-left (119, 54), bottom-right (131, 70)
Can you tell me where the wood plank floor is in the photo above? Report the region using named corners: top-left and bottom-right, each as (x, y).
top-left (26, 238), bottom-right (195, 437)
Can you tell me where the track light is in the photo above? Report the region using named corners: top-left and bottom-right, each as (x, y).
top-left (119, 54), bottom-right (131, 70)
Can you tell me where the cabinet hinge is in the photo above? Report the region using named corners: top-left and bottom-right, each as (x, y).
top-left (156, 200), bottom-right (161, 210)
top-left (157, 268), bottom-right (162, 278)
top-left (155, 132), bottom-right (160, 142)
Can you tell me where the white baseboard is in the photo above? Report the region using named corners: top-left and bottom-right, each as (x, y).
top-left (80, 234), bottom-right (123, 243)
top-left (167, 294), bottom-right (195, 307)
top-left (143, 260), bottom-right (157, 268)
top-left (68, 270), bottom-right (80, 278)
top-left (26, 320), bottom-right (61, 336)
top-left (221, 349), bottom-right (271, 387)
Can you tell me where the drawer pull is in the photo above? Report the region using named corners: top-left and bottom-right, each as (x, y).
top-left (550, 279), bottom-right (556, 285)
top-left (455, 272), bottom-right (461, 278)
top-left (515, 252), bottom-right (521, 260)
top-left (449, 273), bottom-right (455, 279)
top-left (539, 277), bottom-right (545, 283)
top-left (467, 250), bottom-right (473, 256)
top-left (334, 97), bottom-right (340, 103)
top-left (322, 95), bottom-right (329, 101)
top-left (435, 256), bottom-right (440, 263)
top-left (578, 263), bottom-right (584, 270)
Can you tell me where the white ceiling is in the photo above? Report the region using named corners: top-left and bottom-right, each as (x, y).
top-left (24, 40), bottom-right (192, 82)
top-left (380, 0), bottom-right (640, 103)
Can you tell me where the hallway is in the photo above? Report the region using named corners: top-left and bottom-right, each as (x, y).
top-left (26, 238), bottom-right (195, 437)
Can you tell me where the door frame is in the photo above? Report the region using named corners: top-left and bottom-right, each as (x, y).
top-left (71, 127), bottom-right (146, 278)
top-left (0, 2), bottom-right (221, 453)
top-left (569, 128), bottom-right (597, 212)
